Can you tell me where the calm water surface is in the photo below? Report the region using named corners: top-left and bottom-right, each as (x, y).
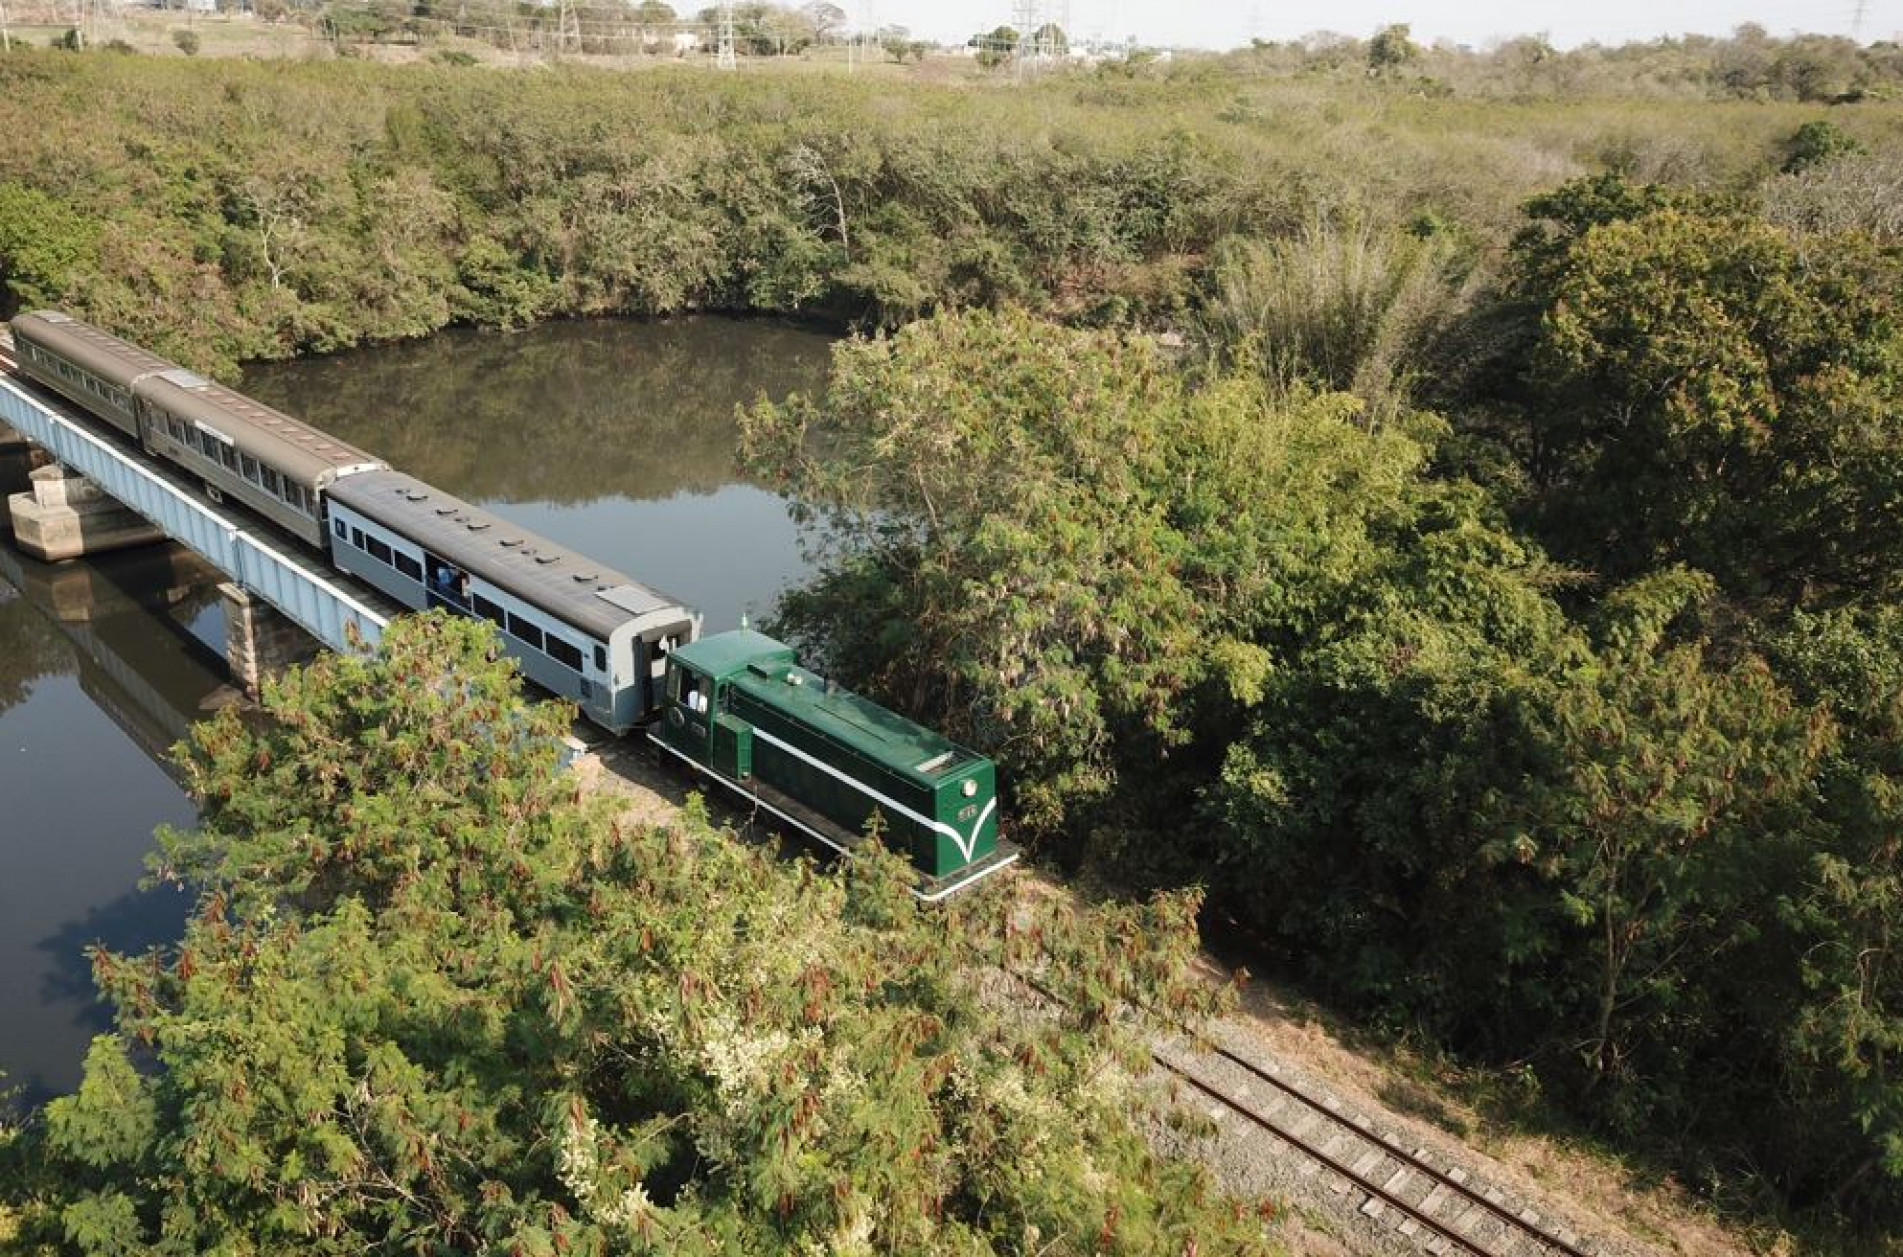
top-left (1, 317), bottom-right (830, 1102)
top-left (242, 316), bottom-right (833, 632)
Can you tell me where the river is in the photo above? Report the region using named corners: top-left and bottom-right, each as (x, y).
top-left (0, 316), bottom-right (832, 1105)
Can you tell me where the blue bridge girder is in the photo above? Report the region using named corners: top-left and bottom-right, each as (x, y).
top-left (0, 371), bottom-right (398, 656)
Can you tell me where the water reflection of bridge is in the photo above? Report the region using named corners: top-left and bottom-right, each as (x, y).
top-left (0, 530), bottom-right (233, 782)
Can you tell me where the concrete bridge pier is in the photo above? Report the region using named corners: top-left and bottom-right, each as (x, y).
top-left (0, 430), bottom-right (49, 500)
top-left (220, 582), bottom-right (320, 698)
top-left (9, 462), bottom-right (165, 561)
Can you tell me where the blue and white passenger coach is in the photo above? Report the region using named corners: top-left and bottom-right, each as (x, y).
top-left (324, 470), bottom-right (699, 732)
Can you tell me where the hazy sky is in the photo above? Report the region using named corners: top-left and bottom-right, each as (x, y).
top-left (852, 0), bottom-right (1903, 50)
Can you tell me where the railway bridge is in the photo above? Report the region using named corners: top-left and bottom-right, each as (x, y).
top-left (0, 343), bottom-right (397, 695)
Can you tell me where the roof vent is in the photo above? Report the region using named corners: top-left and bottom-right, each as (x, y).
top-left (406, 491), bottom-right (429, 502)
top-left (465, 521), bottom-right (490, 531)
top-left (500, 538), bottom-right (522, 547)
top-left (436, 506), bottom-right (457, 516)
top-left (572, 572), bottom-right (598, 583)
top-left (535, 555), bottom-right (559, 565)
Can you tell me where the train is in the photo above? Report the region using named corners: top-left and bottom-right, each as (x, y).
top-left (8, 309), bottom-right (1017, 897)
top-left (650, 629), bottom-right (1014, 900)
top-left (11, 310), bottom-right (699, 732)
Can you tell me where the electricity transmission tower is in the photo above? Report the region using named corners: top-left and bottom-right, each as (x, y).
top-left (1012, 0), bottom-right (1040, 77)
top-left (716, 2), bottom-right (736, 69)
top-left (1853, 0), bottom-right (1868, 38)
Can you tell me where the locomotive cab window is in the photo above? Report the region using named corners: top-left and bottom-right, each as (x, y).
top-left (594, 644), bottom-right (608, 672)
top-left (677, 669), bottom-right (707, 714)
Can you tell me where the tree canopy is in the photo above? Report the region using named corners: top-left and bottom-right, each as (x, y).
top-left (1, 615), bottom-right (1271, 1256)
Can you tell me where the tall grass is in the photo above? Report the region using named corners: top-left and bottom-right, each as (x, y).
top-left (1196, 215), bottom-right (1479, 426)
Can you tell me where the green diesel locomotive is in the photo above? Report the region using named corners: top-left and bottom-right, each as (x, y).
top-left (649, 629), bottom-right (1019, 901)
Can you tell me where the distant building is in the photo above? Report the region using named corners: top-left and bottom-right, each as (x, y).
top-left (671, 30), bottom-right (701, 55)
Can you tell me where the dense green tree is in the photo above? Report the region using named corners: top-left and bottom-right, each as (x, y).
top-left (1517, 192), bottom-right (1903, 606)
top-left (1766, 608), bottom-right (1903, 1215)
top-left (1367, 23), bottom-right (1416, 73)
top-left (0, 183), bottom-right (98, 315)
top-left (973, 25), bottom-right (1016, 68)
top-left (1781, 118), bottom-right (1865, 173)
top-left (743, 309), bottom-right (1449, 841)
top-left (1, 614), bottom-right (1269, 1255)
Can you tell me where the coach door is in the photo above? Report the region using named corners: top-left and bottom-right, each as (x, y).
top-left (423, 553), bottom-right (471, 614)
top-left (663, 662), bottom-right (716, 762)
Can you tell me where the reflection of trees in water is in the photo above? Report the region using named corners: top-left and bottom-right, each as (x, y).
top-left (242, 318), bottom-right (834, 505)
top-left (0, 593), bottom-right (75, 718)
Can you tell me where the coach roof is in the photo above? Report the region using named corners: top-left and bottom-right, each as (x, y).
top-left (12, 311), bottom-right (177, 388)
top-left (325, 470), bottom-right (689, 640)
top-left (139, 369), bottom-right (385, 485)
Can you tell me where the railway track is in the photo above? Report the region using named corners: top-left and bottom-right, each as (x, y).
top-left (1152, 1037), bottom-right (1593, 1257)
top-left (1005, 970), bottom-right (1594, 1257)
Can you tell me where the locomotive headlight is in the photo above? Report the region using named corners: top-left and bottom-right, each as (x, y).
top-left (963, 779), bottom-right (978, 797)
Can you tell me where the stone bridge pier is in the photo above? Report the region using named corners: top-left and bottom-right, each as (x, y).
top-left (8, 461), bottom-right (165, 561)
top-left (3, 421), bottom-right (318, 698)
top-left (219, 582), bottom-right (320, 698)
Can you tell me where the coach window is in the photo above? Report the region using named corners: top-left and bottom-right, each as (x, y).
top-left (546, 635), bottom-right (583, 671)
top-left (594, 644), bottom-right (608, 672)
top-left (506, 612), bottom-right (543, 652)
top-left (393, 552), bottom-right (423, 582)
top-left (366, 536), bottom-right (393, 566)
top-left (473, 594), bottom-right (506, 627)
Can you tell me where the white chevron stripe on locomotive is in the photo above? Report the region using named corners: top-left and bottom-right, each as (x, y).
top-left (746, 724), bottom-right (992, 863)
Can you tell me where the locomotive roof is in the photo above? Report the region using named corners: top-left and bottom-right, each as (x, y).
top-left (13, 311), bottom-right (177, 388)
top-left (676, 630), bottom-right (987, 787)
top-left (326, 470), bottom-right (693, 641)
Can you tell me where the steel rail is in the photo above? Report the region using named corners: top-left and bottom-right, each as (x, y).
top-left (1005, 968), bottom-right (1591, 1257)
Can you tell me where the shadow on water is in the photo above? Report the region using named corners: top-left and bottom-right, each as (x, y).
top-left (0, 535), bottom-right (223, 1112)
top-left (6, 884), bottom-right (192, 1114)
